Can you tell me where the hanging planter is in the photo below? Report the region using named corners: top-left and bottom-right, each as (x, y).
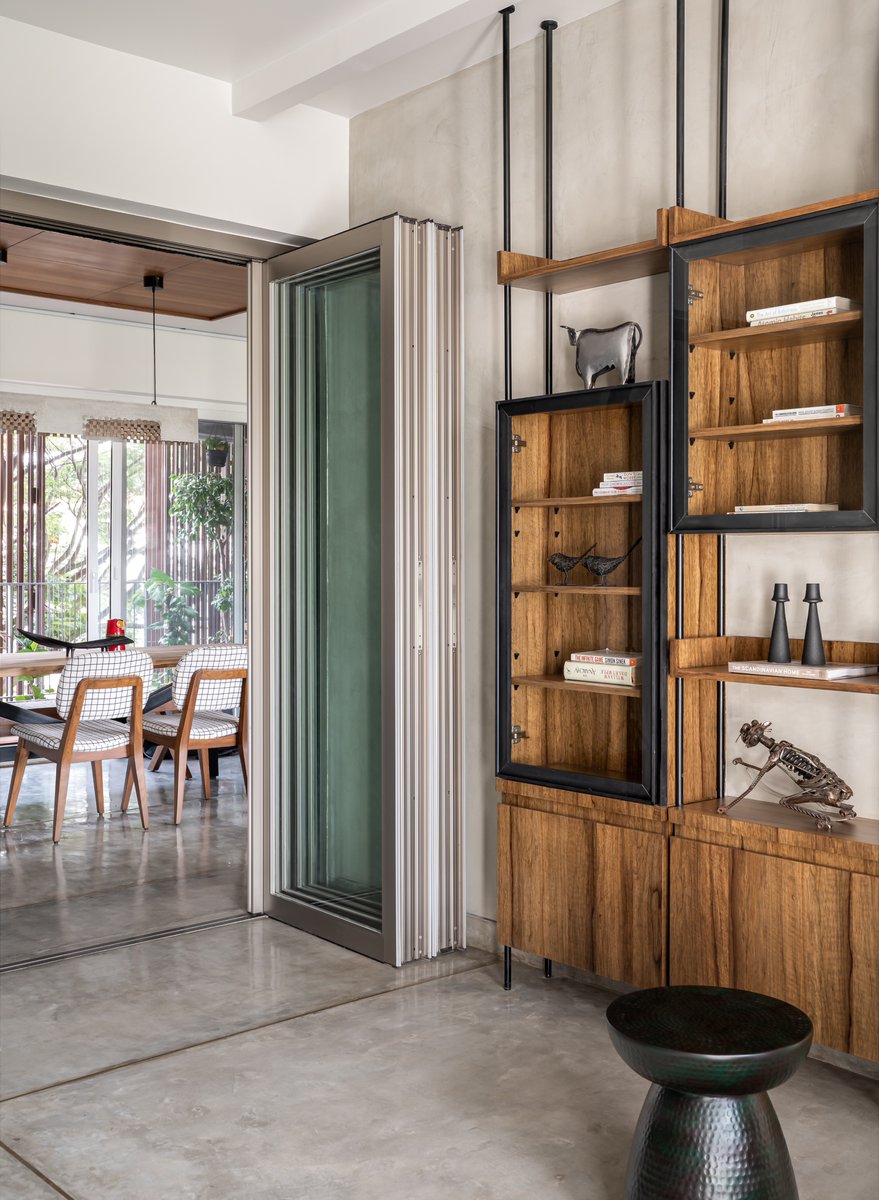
top-left (204, 436), bottom-right (229, 469)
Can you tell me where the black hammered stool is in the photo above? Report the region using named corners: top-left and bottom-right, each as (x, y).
top-left (606, 985), bottom-right (813, 1200)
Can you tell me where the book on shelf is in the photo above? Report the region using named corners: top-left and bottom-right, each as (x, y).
top-left (745, 296), bottom-right (859, 322)
top-left (728, 660), bottom-right (878, 681)
top-left (563, 660), bottom-right (641, 685)
top-left (728, 503), bottom-right (839, 514)
top-left (592, 486), bottom-right (643, 496)
top-left (602, 471), bottom-right (643, 482)
top-left (748, 308), bottom-right (851, 327)
top-left (762, 403), bottom-right (862, 423)
top-left (570, 649), bottom-right (642, 666)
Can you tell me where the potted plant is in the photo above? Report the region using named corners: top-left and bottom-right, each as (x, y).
top-left (203, 436), bottom-right (229, 469)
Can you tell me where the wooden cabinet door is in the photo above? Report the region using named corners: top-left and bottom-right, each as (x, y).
top-left (498, 804), bottom-right (664, 987)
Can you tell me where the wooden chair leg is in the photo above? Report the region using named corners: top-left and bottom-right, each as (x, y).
top-left (197, 749), bottom-right (211, 801)
top-left (53, 760), bottom-right (72, 843)
top-left (149, 745), bottom-right (168, 773)
top-left (91, 760), bottom-right (105, 815)
top-left (121, 761), bottom-right (134, 812)
top-left (129, 752), bottom-right (150, 831)
top-left (172, 745), bottom-right (188, 824)
top-left (238, 738), bottom-right (249, 793)
top-left (3, 742), bottom-right (30, 828)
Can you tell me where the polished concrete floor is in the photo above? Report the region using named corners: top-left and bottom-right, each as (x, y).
top-left (0, 756), bottom-right (247, 966)
top-left (1, 920), bottom-right (877, 1199)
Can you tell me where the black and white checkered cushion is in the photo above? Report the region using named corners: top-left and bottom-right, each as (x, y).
top-left (172, 646), bottom-right (246, 711)
top-left (12, 718), bottom-right (132, 753)
top-left (142, 711), bottom-right (239, 742)
top-left (55, 651), bottom-right (154, 720)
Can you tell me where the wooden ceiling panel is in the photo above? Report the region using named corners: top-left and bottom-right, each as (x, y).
top-left (0, 225), bottom-right (247, 319)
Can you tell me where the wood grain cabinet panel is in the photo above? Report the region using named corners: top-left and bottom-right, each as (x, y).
top-left (593, 823), bottom-right (664, 988)
top-left (849, 873), bottom-right (879, 1062)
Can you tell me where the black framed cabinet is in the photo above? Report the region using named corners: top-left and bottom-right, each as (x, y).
top-left (496, 381), bottom-right (668, 806)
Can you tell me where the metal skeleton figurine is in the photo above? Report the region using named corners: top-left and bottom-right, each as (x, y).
top-left (718, 719), bottom-right (856, 832)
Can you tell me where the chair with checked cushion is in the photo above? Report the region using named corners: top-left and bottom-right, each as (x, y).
top-left (125, 645), bottom-right (247, 824)
top-left (3, 651), bottom-right (153, 843)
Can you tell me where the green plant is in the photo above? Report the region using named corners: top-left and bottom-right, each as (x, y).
top-left (203, 436), bottom-right (229, 452)
top-left (169, 471), bottom-right (235, 639)
top-left (131, 568), bottom-right (202, 645)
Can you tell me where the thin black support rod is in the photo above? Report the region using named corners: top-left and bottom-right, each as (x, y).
top-left (544, 957), bottom-right (553, 978)
top-left (675, 534), bottom-right (685, 807)
top-left (716, 534), bottom-right (726, 799)
top-left (501, 6), bottom-right (515, 403)
top-left (718, 0), bottom-right (730, 217)
top-left (503, 945), bottom-right (512, 990)
top-left (541, 19), bottom-right (558, 396)
top-left (675, 0), bottom-right (685, 208)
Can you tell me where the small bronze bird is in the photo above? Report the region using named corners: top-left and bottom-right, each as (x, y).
top-left (582, 537), bottom-right (643, 585)
top-left (548, 544), bottom-right (596, 585)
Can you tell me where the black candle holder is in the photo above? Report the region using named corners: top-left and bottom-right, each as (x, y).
top-left (801, 583), bottom-right (825, 666)
top-left (768, 583), bottom-right (791, 663)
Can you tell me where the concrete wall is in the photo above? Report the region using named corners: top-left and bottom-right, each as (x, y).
top-left (0, 307), bottom-right (246, 424)
top-left (0, 17), bottom-right (348, 239)
top-left (348, 0), bottom-right (879, 919)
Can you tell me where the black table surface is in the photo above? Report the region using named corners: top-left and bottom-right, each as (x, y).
top-left (607, 986), bottom-right (813, 1057)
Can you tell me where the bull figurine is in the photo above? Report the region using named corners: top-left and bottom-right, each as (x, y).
top-left (562, 321), bottom-right (643, 390)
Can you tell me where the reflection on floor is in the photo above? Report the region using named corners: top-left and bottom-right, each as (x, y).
top-left (0, 756), bottom-right (247, 966)
top-left (0, 924), bottom-right (876, 1200)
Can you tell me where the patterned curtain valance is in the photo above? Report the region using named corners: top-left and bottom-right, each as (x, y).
top-left (83, 417), bottom-right (162, 443)
top-left (0, 409), bottom-right (37, 435)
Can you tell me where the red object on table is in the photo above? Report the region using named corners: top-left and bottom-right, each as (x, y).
top-left (106, 618), bottom-right (125, 649)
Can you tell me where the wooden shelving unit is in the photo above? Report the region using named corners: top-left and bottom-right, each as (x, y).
top-left (512, 673), bottom-right (642, 699)
top-left (670, 635), bottom-right (879, 694)
top-left (688, 416), bottom-right (862, 443)
top-left (512, 494), bottom-right (641, 508)
top-left (689, 311), bottom-right (861, 353)
top-left (511, 583), bottom-right (641, 595)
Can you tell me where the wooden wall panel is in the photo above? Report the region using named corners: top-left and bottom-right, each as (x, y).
top-left (593, 823), bottom-right (664, 987)
top-left (668, 837), bottom-right (732, 984)
top-left (849, 873), bottom-right (879, 1062)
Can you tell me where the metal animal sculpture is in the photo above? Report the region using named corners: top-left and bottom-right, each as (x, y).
top-left (582, 537), bottom-right (642, 585)
top-left (719, 719), bottom-right (856, 831)
top-left (548, 544), bottom-right (596, 585)
top-left (562, 322), bottom-right (643, 389)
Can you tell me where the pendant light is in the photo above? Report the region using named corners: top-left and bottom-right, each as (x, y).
top-left (143, 273), bottom-right (164, 406)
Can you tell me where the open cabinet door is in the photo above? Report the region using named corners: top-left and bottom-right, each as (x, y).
top-left (249, 216), bottom-right (464, 964)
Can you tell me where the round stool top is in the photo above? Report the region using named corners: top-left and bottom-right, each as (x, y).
top-left (607, 986), bottom-right (813, 1096)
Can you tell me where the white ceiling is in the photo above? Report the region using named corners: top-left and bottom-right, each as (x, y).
top-left (0, 0), bottom-right (618, 118)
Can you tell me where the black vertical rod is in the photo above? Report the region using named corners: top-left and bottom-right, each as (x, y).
top-left (716, 534), bottom-right (727, 799)
top-left (503, 945), bottom-right (512, 990)
top-left (543, 957), bottom-right (553, 978)
top-left (674, 534), bottom-right (685, 806)
top-left (675, 0), bottom-right (685, 207)
top-left (541, 19), bottom-right (557, 396)
top-left (718, 0), bottom-right (730, 217)
top-left (501, 7), bottom-right (515, 403)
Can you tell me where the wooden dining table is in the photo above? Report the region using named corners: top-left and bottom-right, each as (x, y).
top-left (0, 645), bottom-right (203, 684)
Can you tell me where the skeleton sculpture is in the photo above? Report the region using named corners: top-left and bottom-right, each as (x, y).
top-left (562, 322), bottom-right (643, 389)
top-left (718, 719), bottom-right (856, 831)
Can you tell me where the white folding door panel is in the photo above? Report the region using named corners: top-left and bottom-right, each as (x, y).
top-left (259, 216), bottom-right (463, 964)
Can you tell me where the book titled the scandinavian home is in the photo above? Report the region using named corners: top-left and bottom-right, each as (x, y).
top-left (745, 296), bottom-right (858, 323)
top-left (563, 660), bottom-right (641, 686)
top-left (570, 649), bottom-right (642, 666)
top-left (748, 308), bottom-right (851, 326)
top-left (728, 661), bottom-right (877, 682)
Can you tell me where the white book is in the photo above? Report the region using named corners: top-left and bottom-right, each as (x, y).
top-left (728, 660), bottom-right (878, 681)
top-left (746, 296), bottom-right (858, 322)
top-left (563, 660), bottom-right (641, 686)
top-left (770, 404), bottom-right (862, 418)
top-left (592, 487), bottom-right (643, 496)
top-left (761, 415), bottom-right (854, 424)
top-left (570, 649), bottom-right (642, 666)
top-left (748, 308), bottom-right (846, 327)
top-left (602, 471), bottom-right (643, 482)
top-left (730, 503), bottom-right (839, 513)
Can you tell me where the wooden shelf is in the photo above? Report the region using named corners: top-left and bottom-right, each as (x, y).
top-left (688, 416), bottom-right (863, 443)
top-left (689, 312), bottom-right (861, 352)
top-left (512, 583), bottom-right (641, 596)
top-left (497, 210), bottom-right (668, 293)
top-left (512, 673), bottom-right (641, 699)
top-left (670, 636), bottom-right (879, 695)
top-left (669, 798), bottom-right (879, 858)
top-left (512, 495), bottom-right (642, 508)
top-left (668, 189), bottom-right (879, 246)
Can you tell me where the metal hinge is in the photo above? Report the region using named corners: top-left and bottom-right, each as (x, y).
top-left (511, 724), bottom-right (526, 745)
top-left (511, 433), bottom-right (526, 454)
top-left (687, 285), bottom-right (704, 305)
top-left (687, 477), bottom-right (704, 498)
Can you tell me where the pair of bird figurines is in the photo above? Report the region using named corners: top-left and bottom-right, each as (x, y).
top-left (548, 537), bottom-right (642, 586)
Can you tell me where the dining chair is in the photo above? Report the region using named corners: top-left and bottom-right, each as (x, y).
top-left (124, 645), bottom-right (247, 824)
top-left (3, 651), bottom-right (154, 843)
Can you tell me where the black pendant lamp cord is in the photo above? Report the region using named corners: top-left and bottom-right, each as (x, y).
top-left (143, 273), bottom-right (164, 407)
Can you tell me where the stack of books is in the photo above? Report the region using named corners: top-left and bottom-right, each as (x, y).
top-left (745, 296), bottom-right (860, 327)
top-left (592, 470), bottom-right (643, 498)
top-left (762, 403), bottom-right (862, 425)
top-left (563, 649), bottom-right (642, 687)
top-left (728, 661), bottom-right (877, 682)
